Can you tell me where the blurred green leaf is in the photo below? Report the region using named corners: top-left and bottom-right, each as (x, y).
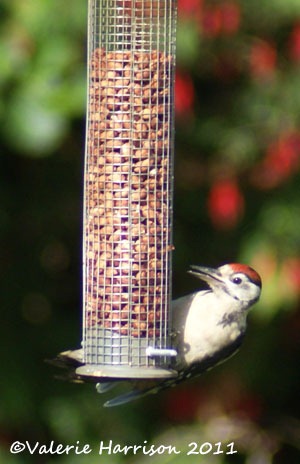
top-left (4, 89), bottom-right (68, 156)
top-left (177, 20), bottom-right (201, 67)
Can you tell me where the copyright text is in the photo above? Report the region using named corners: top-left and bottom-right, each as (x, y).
top-left (10, 439), bottom-right (238, 456)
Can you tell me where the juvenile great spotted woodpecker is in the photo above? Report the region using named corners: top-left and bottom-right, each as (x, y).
top-left (51, 263), bottom-right (262, 407)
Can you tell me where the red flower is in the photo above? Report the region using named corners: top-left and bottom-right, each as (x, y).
top-left (219, 1), bottom-right (241, 36)
top-left (249, 40), bottom-right (277, 79)
top-left (208, 179), bottom-right (244, 230)
top-left (201, 5), bottom-right (223, 38)
top-left (282, 257), bottom-right (300, 295)
top-left (199, 1), bottom-right (241, 38)
top-left (175, 71), bottom-right (195, 118)
top-left (251, 131), bottom-right (300, 189)
top-left (288, 22), bottom-right (300, 62)
top-left (178, 0), bottom-right (203, 18)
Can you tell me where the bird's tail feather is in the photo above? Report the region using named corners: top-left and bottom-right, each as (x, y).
top-left (104, 387), bottom-right (155, 407)
top-left (96, 382), bottom-right (118, 394)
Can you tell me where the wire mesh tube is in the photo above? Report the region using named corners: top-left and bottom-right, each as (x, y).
top-left (81, 0), bottom-right (177, 379)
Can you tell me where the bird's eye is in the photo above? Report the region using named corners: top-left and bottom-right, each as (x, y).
top-left (233, 277), bottom-right (242, 285)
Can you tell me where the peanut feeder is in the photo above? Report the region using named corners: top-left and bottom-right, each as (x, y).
top-left (78, 0), bottom-right (177, 380)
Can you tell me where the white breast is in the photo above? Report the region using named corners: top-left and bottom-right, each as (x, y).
top-left (172, 291), bottom-right (246, 366)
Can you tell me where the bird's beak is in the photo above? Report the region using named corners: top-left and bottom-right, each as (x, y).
top-left (188, 265), bottom-right (223, 285)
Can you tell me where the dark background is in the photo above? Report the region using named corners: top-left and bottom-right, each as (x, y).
top-left (1, 0), bottom-right (300, 463)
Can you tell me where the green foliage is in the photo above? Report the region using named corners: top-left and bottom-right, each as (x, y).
top-left (0, 0), bottom-right (86, 155)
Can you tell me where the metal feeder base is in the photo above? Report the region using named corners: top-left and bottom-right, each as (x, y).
top-left (81, 328), bottom-right (177, 380)
top-left (75, 364), bottom-right (177, 380)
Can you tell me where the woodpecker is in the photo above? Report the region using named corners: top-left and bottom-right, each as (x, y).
top-left (50, 263), bottom-right (261, 407)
